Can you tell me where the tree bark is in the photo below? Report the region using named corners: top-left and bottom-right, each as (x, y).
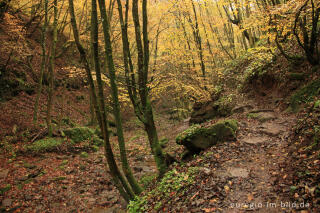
top-left (33, 0), bottom-right (48, 124)
top-left (97, 0), bottom-right (142, 195)
top-left (132, 0), bottom-right (167, 177)
top-left (68, 0), bottom-right (133, 201)
top-left (46, 0), bottom-right (58, 137)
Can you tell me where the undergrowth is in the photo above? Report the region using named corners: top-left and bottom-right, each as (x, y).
top-left (128, 166), bottom-right (199, 212)
top-left (289, 79), bottom-right (320, 112)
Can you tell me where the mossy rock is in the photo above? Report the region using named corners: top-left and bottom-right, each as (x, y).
top-left (176, 119), bottom-right (238, 152)
top-left (25, 137), bottom-right (64, 153)
top-left (189, 95), bottom-right (235, 124)
top-left (290, 79), bottom-right (320, 112)
top-left (247, 112), bottom-right (275, 122)
top-left (63, 127), bottom-right (95, 143)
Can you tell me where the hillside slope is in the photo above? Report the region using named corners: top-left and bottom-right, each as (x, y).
top-left (0, 10), bottom-right (91, 139)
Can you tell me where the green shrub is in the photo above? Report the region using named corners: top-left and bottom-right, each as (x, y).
top-left (93, 135), bottom-right (104, 147)
top-left (139, 174), bottom-right (157, 189)
top-left (290, 79), bottom-right (320, 112)
top-left (61, 117), bottom-right (75, 127)
top-left (128, 167), bottom-right (199, 212)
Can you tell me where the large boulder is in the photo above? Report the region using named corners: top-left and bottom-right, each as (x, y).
top-left (189, 96), bottom-right (235, 124)
top-left (176, 119), bottom-right (238, 153)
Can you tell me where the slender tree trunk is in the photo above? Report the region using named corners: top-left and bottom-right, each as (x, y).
top-left (97, 0), bottom-right (142, 194)
top-left (46, 0), bottom-right (58, 136)
top-left (198, 3), bottom-right (216, 69)
top-left (132, 0), bottom-right (167, 177)
top-left (190, 0), bottom-right (206, 79)
top-left (68, 0), bottom-right (133, 201)
top-left (92, 0), bottom-right (135, 200)
top-left (33, 0), bottom-right (48, 124)
top-left (144, 101), bottom-right (167, 177)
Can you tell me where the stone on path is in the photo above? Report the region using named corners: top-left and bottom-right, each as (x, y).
top-left (259, 123), bottom-right (286, 136)
top-left (227, 167), bottom-right (249, 178)
top-left (232, 104), bottom-right (254, 114)
top-left (248, 111), bottom-right (276, 123)
top-left (242, 136), bottom-right (269, 144)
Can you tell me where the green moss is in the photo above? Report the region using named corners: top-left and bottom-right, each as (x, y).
top-left (61, 117), bottom-right (75, 127)
top-left (207, 120), bottom-right (238, 140)
top-left (216, 95), bottom-right (235, 116)
top-left (63, 127), bottom-right (95, 143)
top-left (93, 135), bottom-right (104, 147)
top-left (139, 174), bottom-right (157, 189)
top-left (290, 79), bottom-right (320, 112)
top-left (247, 113), bottom-right (259, 119)
top-left (60, 160), bottom-right (68, 166)
top-left (224, 119), bottom-right (238, 132)
top-left (159, 137), bottom-right (169, 148)
top-left (25, 137), bottom-right (64, 153)
top-left (128, 167), bottom-right (199, 212)
top-left (91, 145), bottom-right (99, 152)
top-left (176, 120), bottom-right (238, 151)
top-left (80, 152), bottom-right (89, 158)
top-left (176, 124), bottom-right (201, 145)
top-left (314, 100), bottom-right (320, 109)
top-left (0, 184), bottom-right (11, 195)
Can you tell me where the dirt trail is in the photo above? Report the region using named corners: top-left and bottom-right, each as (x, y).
top-left (217, 108), bottom-right (297, 212)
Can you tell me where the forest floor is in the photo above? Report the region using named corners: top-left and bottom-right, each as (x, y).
top-left (0, 8), bottom-right (318, 213)
top-left (0, 112), bottom-right (187, 212)
top-left (1, 95), bottom-right (314, 212)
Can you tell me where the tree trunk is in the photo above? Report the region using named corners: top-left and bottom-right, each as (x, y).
top-left (131, 0), bottom-right (167, 177)
top-left (33, 0), bottom-right (48, 124)
top-left (46, 0), bottom-right (58, 137)
top-left (68, 0), bottom-right (133, 201)
top-left (144, 101), bottom-right (167, 177)
top-left (97, 0), bottom-right (142, 195)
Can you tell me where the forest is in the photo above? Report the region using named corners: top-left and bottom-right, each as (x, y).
top-left (0, 0), bottom-right (319, 212)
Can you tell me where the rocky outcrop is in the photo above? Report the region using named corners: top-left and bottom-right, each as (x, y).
top-left (176, 119), bottom-right (238, 153)
top-left (189, 96), bottom-right (235, 124)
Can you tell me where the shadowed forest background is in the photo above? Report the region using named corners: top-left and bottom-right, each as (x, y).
top-left (0, 0), bottom-right (319, 212)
